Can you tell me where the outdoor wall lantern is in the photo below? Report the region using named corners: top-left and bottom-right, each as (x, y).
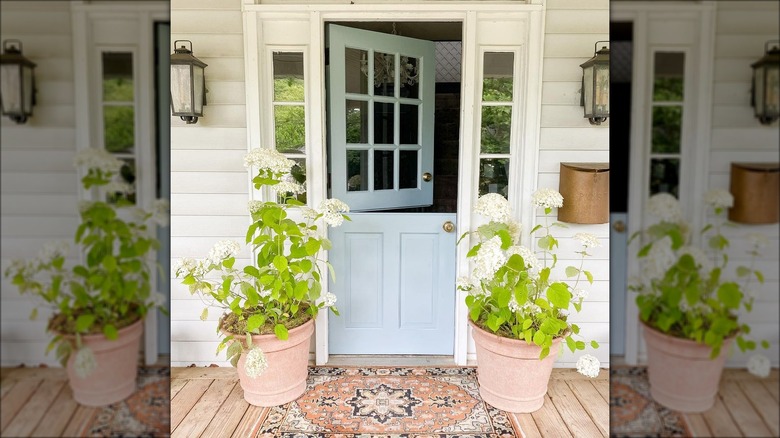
top-left (580, 41), bottom-right (609, 125)
top-left (170, 40), bottom-right (207, 124)
top-left (751, 40), bottom-right (779, 125)
top-left (0, 39), bottom-right (36, 124)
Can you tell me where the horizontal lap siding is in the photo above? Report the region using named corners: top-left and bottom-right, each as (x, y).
top-left (712, 2), bottom-right (780, 367)
top-left (535, 0), bottom-right (609, 368)
top-left (170, 0), bottom-right (247, 366)
top-left (0, 2), bottom-right (76, 366)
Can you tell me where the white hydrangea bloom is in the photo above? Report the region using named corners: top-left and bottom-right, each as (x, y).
top-left (73, 148), bottom-right (123, 174)
top-left (474, 193), bottom-right (511, 223)
top-left (37, 241), bottom-right (70, 263)
top-left (746, 354), bottom-right (771, 378)
top-left (244, 346), bottom-right (269, 378)
top-left (507, 221), bottom-right (522, 244)
top-left (73, 347), bottom-right (97, 378)
top-left (746, 232), bottom-right (769, 250)
top-left (146, 292), bottom-right (167, 307)
top-left (704, 189), bottom-right (734, 209)
top-left (574, 289), bottom-right (589, 300)
top-left (248, 200), bottom-right (264, 214)
top-left (508, 295), bottom-right (521, 313)
top-left (647, 193), bottom-right (682, 222)
top-left (78, 200), bottom-right (95, 214)
top-left (208, 240), bottom-right (241, 266)
top-left (558, 308), bottom-right (570, 318)
top-left (275, 174), bottom-right (306, 195)
top-left (574, 233), bottom-right (600, 249)
top-left (679, 245), bottom-right (713, 272)
top-left (531, 188), bottom-right (564, 209)
top-left (521, 302), bottom-right (541, 315)
top-left (642, 236), bottom-right (677, 282)
top-left (507, 245), bottom-right (539, 272)
top-left (576, 354), bottom-right (600, 378)
top-left (243, 148), bottom-right (295, 174)
top-left (473, 236), bottom-right (506, 281)
top-left (318, 198), bottom-right (350, 227)
top-left (322, 292), bottom-right (337, 307)
top-left (103, 181), bottom-right (135, 195)
top-left (151, 199), bottom-right (170, 227)
top-left (300, 206), bottom-right (319, 221)
top-left (456, 276), bottom-right (475, 291)
top-left (175, 257), bottom-right (207, 278)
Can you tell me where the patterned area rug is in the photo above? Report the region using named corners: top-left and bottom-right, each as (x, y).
top-left (78, 366), bottom-right (170, 437)
top-left (610, 367), bottom-right (692, 437)
top-left (253, 367), bottom-right (521, 437)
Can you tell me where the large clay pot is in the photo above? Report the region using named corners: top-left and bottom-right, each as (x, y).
top-left (642, 322), bottom-right (733, 412)
top-left (231, 318), bottom-right (314, 406)
top-left (65, 318), bottom-right (143, 406)
top-left (470, 321), bottom-right (561, 413)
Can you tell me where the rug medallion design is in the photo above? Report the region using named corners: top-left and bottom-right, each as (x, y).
top-left (79, 366), bottom-right (171, 437)
top-left (610, 367), bottom-right (692, 437)
top-left (255, 367), bottom-right (520, 437)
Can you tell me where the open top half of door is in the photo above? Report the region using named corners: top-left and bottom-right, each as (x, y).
top-left (327, 24), bottom-right (436, 212)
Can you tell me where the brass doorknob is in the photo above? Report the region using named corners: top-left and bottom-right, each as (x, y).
top-left (613, 220), bottom-right (626, 233)
top-left (442, 221), bottom-right (455, 233)
top-left (422, 172), bottom-right (432, 182)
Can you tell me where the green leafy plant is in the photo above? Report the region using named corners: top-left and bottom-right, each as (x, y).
top-left (629, 190), bottom-right (769, 359)
top-left (175, 148), bottom-right (348, 370)
top-left (457, 190), bottom-right (601, 362)
top-left (4, 149), bottom-right (169, 370)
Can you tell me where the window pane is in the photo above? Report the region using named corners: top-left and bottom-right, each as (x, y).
top-left (482, 52), bottom-right (514, 102)
top-left (374, 150), bottom-right (394, 190)
top-left (107, 158), bottom-right (136, 204)
top-left (374, 51), bottom-right (395, 97)
top-left (103, 106), bottom-right (134, 153)
top-left (399, 56), bottom-right (419, 99)
top-left (273, 52), bottom-right (304, 102)
top-left (102, 52), bottom-right (133, 102)
top-left (479, 158), bottom-right (509, 196)
top-left (274, 106), bottom-right (306, 153)
top-left (651, 106), bottom-right (682, 153)
top-left (346, 47), bottom-right (368, 95)
top-left (347, 150), bottom-right (368, 192)
top-left (374, 102), bottom-right (394, 145)
top-left (346, 100), bottom-right (368, 144)
top-left (399, 150), bottom-right (418, 189)
top-left (480, 106), bottom-right (512, 154)
top-left (649, 158), bottom-right (679, 197)
top-left (277, 158), bottom-right (307, 204)
top-left (399, 104), bottom-right (419, 145)
top-left (653, 52), bottom-right (684, 101)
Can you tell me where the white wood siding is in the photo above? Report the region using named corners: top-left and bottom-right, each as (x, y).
top-left (710, 1), bottom-right (779, 367)
top-left (0, 1), bottom-right (77, 366)
top-left (169, 0), bottom-right (609, 368)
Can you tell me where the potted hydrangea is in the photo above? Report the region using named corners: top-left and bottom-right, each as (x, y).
top-left (176, 148), bottom-right (348, 407)
top-left (457, 189), bottom-right (601, 413)
top-left (630, 190), bottom-right (770, 412)
top-left (4, 149), bottom-right (169, 406)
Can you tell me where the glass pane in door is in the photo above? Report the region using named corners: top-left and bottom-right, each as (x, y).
top-left (374, 150), bottom-right (395, 190)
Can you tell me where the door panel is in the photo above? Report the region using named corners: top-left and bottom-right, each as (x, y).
top-left (329, 213), bottom-right (456, 354)
top-left (328, 24), bottom-right (436, 211)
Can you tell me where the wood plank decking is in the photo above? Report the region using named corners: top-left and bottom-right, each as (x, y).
top-left (2, 366), bottom-right (776, 437)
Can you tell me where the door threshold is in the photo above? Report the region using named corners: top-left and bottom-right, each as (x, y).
top-left (326, 355), bottom-right (457, 367)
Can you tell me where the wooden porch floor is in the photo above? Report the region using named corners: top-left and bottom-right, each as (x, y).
top-left (170, 366), bottom-right (610, 438)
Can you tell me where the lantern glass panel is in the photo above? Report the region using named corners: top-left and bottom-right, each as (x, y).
top-left (193, 64), bottom-right (204, 114)
top-left (583, 65), bottom-right (594, 116)
top-left (22, 65), bottom-right (33, 113)
top-left (170, 63), bottom-right (192, 114)
top-left (1, 64), bottom-right (22, 114)
top-left (594, 64), bottom-right (609, 115)
top-left (765, 65), bottom-right (779, 116)
top-left (754, 67), bottom-right (765, 115)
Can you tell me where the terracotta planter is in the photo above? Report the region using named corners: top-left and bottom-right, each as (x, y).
top-left (230, 318), bottom-right (314, 406)
top-left (469, 321), bottom-right (561, 413)
top-left (642, 322), bottom-right (733, 412)
top-left (65, 318), bottom-right (143, 406)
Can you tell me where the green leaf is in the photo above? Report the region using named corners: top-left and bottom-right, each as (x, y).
top-left (103, 324), bottom-right (118, 340)
top-left (571, 324), bottom-right (580, 335)
top-left (200, 308), bottom-right (209, 321)
top-left (246, 314), bottom-right (264, 332)
top-left (565, 266), bottom-right (579, 278)
top-left (717, 282), bottom-right (742, 309)
top-left (566, 336), bottom-right (576, 353)
top-left (584, 270), bottom-right (594, 284)
top-left (590, 340), bottom-right (599, 349)
top-left (75, 314), bottom-right (95, 333)
top-left (755, 271), bottom-right (765, 283)
top-left (736, 266), bottom-right (751, 277)
top-left (530, 224), bottom-right (543, 234)
top-left (244, 266), bottom-right (261, 278)
top-left (29, 308), bottom-right (38, 320)
top-left (274, 324), bottom-right (289, 340)
top-left (522, 319), bottom-right (533, 330)
top-left (533, 330), bottom-right (545, 346)
top-left (546, 283), bottom-right (571, 309)
top-left (305, 239), bottom-right (321, 256)
top-left (273, 255), bottom-right (288, 272)
top-left (761, 340), bottom-right (770, 349)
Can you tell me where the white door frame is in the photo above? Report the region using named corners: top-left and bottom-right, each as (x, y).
top-left (242, 2), bottom-right (546, 366)
top-left (611, 2), bottom-right (715, 364)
